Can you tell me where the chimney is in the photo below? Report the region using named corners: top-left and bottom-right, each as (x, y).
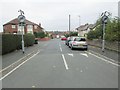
top-left (39, 23), bottom-right (41, 27)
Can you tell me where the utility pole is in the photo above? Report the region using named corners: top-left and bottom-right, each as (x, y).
top-left (101, 11), bottom-right (110, 52)
top-left (69, 14), bottom-right (71, 37)
top-left (78, 15), bottom-right (81, 26)
top-left (18, 10), bottom-right (25, 54)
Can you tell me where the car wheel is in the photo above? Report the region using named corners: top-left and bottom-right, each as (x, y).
top-left (85, 48), bottom-right (88, 51)
top-left (71, 46), bottom-right (74, 50)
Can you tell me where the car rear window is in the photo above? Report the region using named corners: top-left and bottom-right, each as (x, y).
top-left (74, 38), bottom-right (86, 41)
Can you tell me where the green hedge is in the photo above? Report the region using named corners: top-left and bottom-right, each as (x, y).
top-left (34, 32), bottom-right (46, 38)
top-left (2, 33), bottom-right (35, 55)
top-left (24, 33), bottom-right (35, 47)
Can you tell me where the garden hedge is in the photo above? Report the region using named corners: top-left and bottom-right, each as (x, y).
top-left (2, 33), bottom-right (35, 55)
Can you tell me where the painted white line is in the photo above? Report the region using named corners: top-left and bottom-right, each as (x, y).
top-left (0, 50), bottom-right (40, 80)
top-left (89, 50), bottom-right (117, 62)
top-left (59, 43), bottom-right (63, 52)
top-left (60, 47), bottom-right (62, 52)
top-left (86, 51), bottom-right (119, 67)
top-left (0, 52), bottom-right (34, 73)
top-left (32, 86), bottom-right (35, 88)
top-left (61, 54), bottom-right (69, 70)
top-left (80, 70), bottom-right (83, 72)
top-left (68, 53), bottom-right (74, 57)
top-left (80, 53), bottom-right (88, 57)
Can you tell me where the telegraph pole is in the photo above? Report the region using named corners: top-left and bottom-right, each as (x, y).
top-left (69, 14), bottom-right (71, 37)
top-left (78, 15), bottom-right (81, 26)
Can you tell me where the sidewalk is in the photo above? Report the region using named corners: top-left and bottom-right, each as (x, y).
top-left (2, 41), bottom-right (48, 69)
top-left (88, 45), bottom-right (119, 63)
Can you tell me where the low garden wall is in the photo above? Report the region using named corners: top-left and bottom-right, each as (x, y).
top-left (87, 39), bottom-right (119, 52)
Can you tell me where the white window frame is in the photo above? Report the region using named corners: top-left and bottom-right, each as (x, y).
top-left (12, 25), bottom-right (16, 29)
top-left (27, 25), bottom-right (33, 34)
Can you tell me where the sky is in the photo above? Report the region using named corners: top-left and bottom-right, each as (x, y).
top-left (0, 0), bottom-right (119, 32)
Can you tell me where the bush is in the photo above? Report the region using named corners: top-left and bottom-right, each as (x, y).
top-left (64, 32), bottom-right (78, 37)
top-left (2, 33), bottom-right (35, 55)
top-left (24, 33), bottom-right (35, 47)
top-left (87, 17), bottom-right (120, 41)
top-left (34, 32), bottom-right (46, 38)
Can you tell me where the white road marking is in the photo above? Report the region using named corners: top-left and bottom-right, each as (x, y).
top-left (80, 70), bottom-right (83, 72)
top-left (0, 50), bottom-right (40, 80)
top-left (0, 51), bottom-right (35, 73)
top-left (32, 86), bottom-right (35, 88)
top-left (53, 66), bottom-right (56, 68)
top-left (68, 53), bottom-right (74, 57)
top-left (80, 53), bottom-right (88, 57)
top-left (60, 47), bottom-right (63, 52)
top-left (89, 50), bottom-right (118, 63)
top-left (59, 43), bottom-right (63, 52)
top-left (86, 51), bottom-right (119, 67)
top-left (61, 54), bottom-right (69, 70)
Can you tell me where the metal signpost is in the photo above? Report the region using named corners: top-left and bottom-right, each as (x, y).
top-left (18, 10), bottom-right (25, 54)
top-left (101, 11), bottom-right (110, 52)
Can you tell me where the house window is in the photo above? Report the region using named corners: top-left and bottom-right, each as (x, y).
top-left (17, 25), bottom-right (25, 34)
top-left (27, 25), bottom-right (33, 34)
top-left (34, 25), bottom-right (38, 29)
top-left (12, 25), bottom-right (16, 29)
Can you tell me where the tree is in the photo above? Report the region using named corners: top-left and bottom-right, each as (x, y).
top-left (64, 32), bottom-right (78, 37)
top-left (34, 32), bottom-right (46, 38)
top-left (87, 16), bottom-right (119, 41)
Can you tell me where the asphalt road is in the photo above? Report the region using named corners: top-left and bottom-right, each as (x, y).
top-left (2, 39), bottom-right (118, 88)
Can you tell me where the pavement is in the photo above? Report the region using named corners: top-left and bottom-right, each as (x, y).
top-left (89, 46), bottom-right (119, 62)
top-left (1, 39), bottom-right (119, 88)
top-left (2, 41), bottom-right (49, 69)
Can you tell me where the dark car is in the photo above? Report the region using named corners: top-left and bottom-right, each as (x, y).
top-left (65, 37), bottom-right (71, 46)
top-left (34, 38), bottom-right (38, 44)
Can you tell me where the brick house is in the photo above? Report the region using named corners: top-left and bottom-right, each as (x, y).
top-left (3, 18), bottom-right (44, 34)
top-left (76, 23), bottom-right (96, 37)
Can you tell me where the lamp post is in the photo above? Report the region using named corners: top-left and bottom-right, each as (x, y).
top-left (69, 14), bottom-right (71, 37)
top-left (101, 11), bottom-right (110, 52)
top-left (18, 10), bottom-right (25, 54)
top-left (78, 15), bottom-right (81, 26)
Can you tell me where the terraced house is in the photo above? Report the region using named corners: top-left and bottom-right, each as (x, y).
top-left (3, 18), bottom-right (44, 34)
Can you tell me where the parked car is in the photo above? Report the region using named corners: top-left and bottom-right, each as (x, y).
top-left (65, 37), bottom-right (71, 46)
top-left (61, 37), bottom-right (67, 41)
top-left (69, 36), bottom-right (88, 50)
top-left (68, 36), bottom-right (78, 47)
top-left (34, 38), bottom-right (38, 44)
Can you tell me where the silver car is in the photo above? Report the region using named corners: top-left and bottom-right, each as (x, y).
top-left (69, 36), bottom-right (88, 50)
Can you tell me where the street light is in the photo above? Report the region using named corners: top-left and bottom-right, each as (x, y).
top-left (69, 14), bottom-right (71, 37)
top-left (101, 11), bottom-right (110, 52)
top-left (78, 15), bottom-right (81, 26)
top-left (18, 10), bottom-right (25, 54)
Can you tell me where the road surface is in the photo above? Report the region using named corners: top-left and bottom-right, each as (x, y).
top-left (2, 39), bottom-right (118, 88)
